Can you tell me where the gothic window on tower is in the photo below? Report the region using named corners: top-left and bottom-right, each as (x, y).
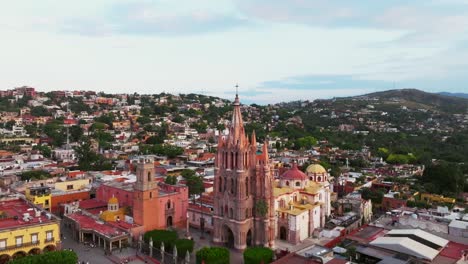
top-left (245, 178), bottom-right (249, 196)
top-left (148, 172), bottom-right (151, 182)
top-left (231, 178), bottom-right (235, 194)
top-left (167, 200), bottom-right (171, 209)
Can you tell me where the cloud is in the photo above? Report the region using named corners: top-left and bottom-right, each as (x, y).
top-left (234, 0), bottom-right (360, 26)
top-left (0, 1), bottom-right (249, 36)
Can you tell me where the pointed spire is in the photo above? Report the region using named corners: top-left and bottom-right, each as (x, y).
top-left (229, 87), bottom-right (245, 145)
top-left (251, 130), bottom-right (257, 148)
top-left (262, 141), bottom-right (269, 162)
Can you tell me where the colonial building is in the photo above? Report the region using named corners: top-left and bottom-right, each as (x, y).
top-left (213, 94), bottom-right (275, 250)
top-left (0, 196), bottom-right (61, 264)
top-left (274, 163), bottom-right (332, 244)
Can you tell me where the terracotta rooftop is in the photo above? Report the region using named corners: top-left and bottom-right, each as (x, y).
top-left (67, 213), bottom-right (127, 238)
top-left (78, 199), bottom-right (108, 210)
top-left (0, 198), bottom-right (57, 230)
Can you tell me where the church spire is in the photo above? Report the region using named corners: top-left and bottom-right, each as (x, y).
top-left (251, 130), bottom-right (257, 148)
top-left (229, 85), bottom-right (245, 145)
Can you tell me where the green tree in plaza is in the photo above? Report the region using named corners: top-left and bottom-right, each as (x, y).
top-left (196, 247), bottom-right (230, 264)
top-left (9, 250), bottom-right (78, 264)
top-left (244, 247), bottom-right (274, 264)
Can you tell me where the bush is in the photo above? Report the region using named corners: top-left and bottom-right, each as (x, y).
top-left (243, 247), bottom-right (274, 264)
top-left (20, 170), bottom-right (52, 181)
top-left (9, 250), bottom-right (78, 264)
top-left (196, 247), bottom-right (230, 264)
top-left (144, 229), bottom-right (178, 251)
top-left (174, 239), bottom-right (194, 258)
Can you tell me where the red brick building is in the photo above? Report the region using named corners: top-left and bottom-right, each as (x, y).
top-left (51, 190), bottom-right (90, 215)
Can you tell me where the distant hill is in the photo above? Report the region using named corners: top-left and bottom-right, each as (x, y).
top-left (438, 92), bottom-right (468, 99)
top-left (357, 89), bottom-right (468, 113)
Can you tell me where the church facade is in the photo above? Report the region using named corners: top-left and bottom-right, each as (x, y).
top-left (212, 95), bottom-right (275, 250)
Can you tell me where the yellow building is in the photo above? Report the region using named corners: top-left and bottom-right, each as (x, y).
top-left (100, 196), bottom-right (125, 222)
top-left (25, 186), bottom-right (51, 211)
top-left (0, 197), bottom-right (61, 263)
top-left (54, 178), bottom-right (91, 192)
top-left (420, 193), bottom-right (456, 204)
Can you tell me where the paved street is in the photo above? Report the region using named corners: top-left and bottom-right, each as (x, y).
top-left (61, 227), bottom-right (142, 264)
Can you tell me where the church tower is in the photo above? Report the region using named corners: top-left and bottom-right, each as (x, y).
top-left (133, 157), bottom-right (161, 231)
top-left (213, 94), bottom-right (275, 250)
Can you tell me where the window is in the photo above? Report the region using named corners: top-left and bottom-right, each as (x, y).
top-left (286, 181), bottom-right (290, 186)
top-left (45, 199), bottom-right (49, 205)
top-left (67, 185), bottom-right (73, 190)
top-left (147, 172), bottom-right (151, 181)
top-left (150, 192), bottom-right (153, 198)
top-left (0, 239), bottom-right (6, 250)
top-left (31, 233), bottom-right (38, 244)
top-left (16, 236), bottom-right (23, 247)
top-left (46, 231), bottom-right (53, 242)
top-left (167, 200), bottom-right (171, 209)
top-left (295, 181), bottom-right (300, 187)
top-left (245, 178), bottom-right (249, 196)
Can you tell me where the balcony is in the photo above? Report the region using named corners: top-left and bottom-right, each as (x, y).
top-left (0, 241), bottom-right (40, 253)
top-left (44, 237), bottom-right (55, 243)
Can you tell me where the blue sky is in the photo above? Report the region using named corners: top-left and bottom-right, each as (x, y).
top-left (1, 0), bottom-right (468, 104)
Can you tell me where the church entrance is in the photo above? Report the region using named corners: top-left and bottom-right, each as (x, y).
top-left (246, 229), bottom-right (252, 247)
top-left (279, 226), bottom-right (287, 241)
top-left (223, 225), bottom-right (235, 248)
top-left (166, 216), bottom-right (173, 227)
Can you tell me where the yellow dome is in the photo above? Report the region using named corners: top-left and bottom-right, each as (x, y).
top-left (306, 164), bottom-right (327, 174)
top-left (108, 196), bottom-right (119, 204)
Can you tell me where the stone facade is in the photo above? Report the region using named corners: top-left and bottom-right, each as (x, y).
top-left (212, 95), bottom-right (275, 250)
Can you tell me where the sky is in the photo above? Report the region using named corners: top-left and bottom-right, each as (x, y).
top-left (1, 0), bottom-right (468, 104)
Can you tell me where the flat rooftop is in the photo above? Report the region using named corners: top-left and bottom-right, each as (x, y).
top-left (67, 213), bottom-right (128, 238)
top-left (0, 198), bottom-right (57, 230)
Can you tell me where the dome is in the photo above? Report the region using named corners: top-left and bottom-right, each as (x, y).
top-left (281, 163), bottom-right (307, 180)
top-left (306, 164), bottom-right (327, 174)
top-left (108, 196), bottom-right (119, 204)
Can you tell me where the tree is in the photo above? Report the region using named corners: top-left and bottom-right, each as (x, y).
top-left (32, 145), bottom-right (51, 158)
top-left (255, 199), bottom-right (268, 217)
top-left (186, 175), bottom-right (205, 197)
top-left (70, 125), bottom-right (84, 142)
top-left (196, 247), bottom-right (230, 264)
top-left (74, 140), bottom-right (99, 171)
top-left (20, 170), bottom-right (52, 181)
top-left (422, 162), bottom-right (465, 196)
top-left (360, 187), bottom-right (384, 204)
top-left (165, 175), bottom-right (178, 185)
top-left (30, 106), bottom-right (50, 116)
top-left (181, 169), bottom-right (196, 179)
top-left (9, 250), bottom-right (78, 264)
top-left (244, 247), bottom-right (274, 264)
top-left (144, 229), bottom-right (178, 251)
top-left (137, 116), bottom-right (151, 126)
top-left (174, 239), bottom-right (194, 258)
